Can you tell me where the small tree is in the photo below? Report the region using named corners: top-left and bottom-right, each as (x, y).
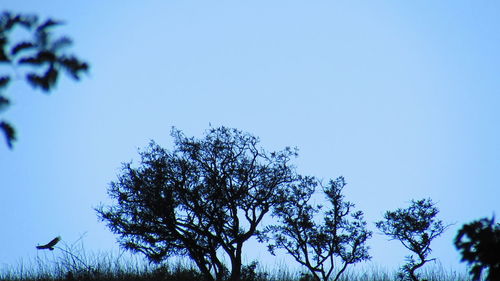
top-left (455, 216), bottom-right (500, 281)
top-left (97, 127), bottom-right (297, 281)
top-left (261, 176), bottom-right (372, 281)
top-left (0, 11), bottom-right (88, 148)
top-left (375, 198), bottom-right (448, 281)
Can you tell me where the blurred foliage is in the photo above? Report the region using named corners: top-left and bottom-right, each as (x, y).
top-left (455, 216), bottom-right (500, 281)
top-left (0, 11), bottom-right (88, 148)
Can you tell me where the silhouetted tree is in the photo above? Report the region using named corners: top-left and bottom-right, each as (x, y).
top-left (260, 176), bottom-right (372, 281)
top-left (375, 198), bottom-right (448, 281)
top-left (97, 127), bottom-right (297, 281)
top-left (0, 11), bottom-right (88, 148)
top-left (455, 216), bottom-right (500, 281)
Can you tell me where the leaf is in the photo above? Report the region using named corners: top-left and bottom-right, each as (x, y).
top-left (43, 65), bottom-right (58, 89)
top-left (0, 95), bottom-right (10, 110)
top-left (51, 36), bottom-right (72, 51)
top-left (4, 14), bottom-right (20, 30)
top-left (36, 19), bottom-right (62, 32)
top-left (17, 14), bottom-right (38, 29)
top-left (19, 51), bottom-right (56, 65)
top-left (0, 47), bottom-right (10, 62)
top-left (0, 121), bottom-right (16, 149)
top-left (0, 37), bottom-right (7, 47)
top-left (26, 66), bottom-right (58, 92)
top-left (26, 73), bottom-right (46, 90)
top-left (0, 12), bottom-right (12, 28)
top-left (18, 55), bottom-right (43, 65)
top-left (0, 76), bottom-right (10, 88)
top-left (11, 41), bottom-right (35, 55)
top-left (2, 13), bottom-right (38, 30)
top-left (0, 96), bottom-right (8, 104)
top-left (37, 51), bottom-right (57, 62)
top-left (59, 56), bottom-right (89, 79)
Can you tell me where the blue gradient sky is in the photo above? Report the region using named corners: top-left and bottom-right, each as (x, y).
top-left (1, 0), bottom-right (499, 273)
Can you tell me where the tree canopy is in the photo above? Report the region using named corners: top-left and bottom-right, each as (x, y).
top-left (97, 127), bottom-right (297, 281)
top-left (261, 176), bottom-right (371, 281)
top-left (376, 198), bottom-right (448, 281)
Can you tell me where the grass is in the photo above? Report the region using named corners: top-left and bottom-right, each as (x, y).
top-left (0, 240), bottom-right (473, 281)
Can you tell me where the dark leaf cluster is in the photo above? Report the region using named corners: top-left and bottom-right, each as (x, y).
top-left (455, 216), bottom-right (500, 281)
top-left (0, 11), bottom-right (88, 148)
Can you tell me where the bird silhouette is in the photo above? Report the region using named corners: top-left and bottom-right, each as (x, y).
top-left (36, 236), bottom-right (61, 250)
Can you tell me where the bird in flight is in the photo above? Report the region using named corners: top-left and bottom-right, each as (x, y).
top-left (36, 236), bottom-right (61, 250)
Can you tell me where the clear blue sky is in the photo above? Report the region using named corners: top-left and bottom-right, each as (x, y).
top-left (1, 0), bottom-right (499, 274)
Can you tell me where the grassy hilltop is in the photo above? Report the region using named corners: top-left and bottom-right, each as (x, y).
top-left (0, 243), bottom-right (470, 281)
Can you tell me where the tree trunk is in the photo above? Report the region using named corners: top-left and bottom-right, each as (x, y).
top-left (192, 257), bottom-right (215, 281)
top-left (229, 246), bottom-right (243, 281)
